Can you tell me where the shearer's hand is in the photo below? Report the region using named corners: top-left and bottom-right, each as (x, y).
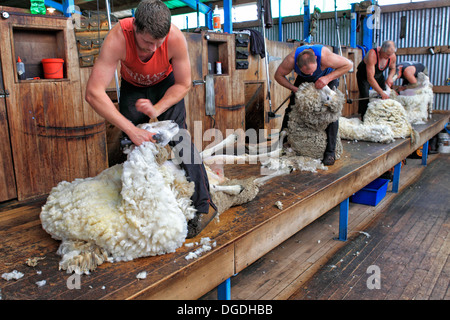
top-left (136, 98), bottom-right (160, 119)
top-left (315, 77), bottom-right (329, 90)
top-left (385, 78), bottom-right (394, 88)
top-left (128, 127), bottom-right (156, 146)
top-left (380, 92), bottom-right (390, 100)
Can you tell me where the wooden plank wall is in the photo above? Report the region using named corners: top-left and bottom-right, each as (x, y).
top-left (184, 32), bottom-right (298, 150)
top-left (0, 58), bottom-right (17, 202)
top-left (0, 7), bottom-right (107, 201)
top-left (339, 46), bottom-right (362, 116)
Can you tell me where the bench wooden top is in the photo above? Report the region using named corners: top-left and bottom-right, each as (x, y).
top-left (0, 113), bottom-right (448, 300)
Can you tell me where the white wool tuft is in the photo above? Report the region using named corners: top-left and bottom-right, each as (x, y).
top-left (260, 151), bottom-right (328, 173)
top-left (184, 237), bottom-right (216, 260)
top-left (2, 270), bottom-right (24, 281)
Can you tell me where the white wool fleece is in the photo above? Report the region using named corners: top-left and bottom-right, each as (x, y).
top-left (40, 141), bottom-right (196, 262)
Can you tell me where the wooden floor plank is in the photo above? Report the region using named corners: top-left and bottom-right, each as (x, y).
top-left (286, 154), bottom-right (449, 300)
top-left (201, 155), bottom-right (440, 300)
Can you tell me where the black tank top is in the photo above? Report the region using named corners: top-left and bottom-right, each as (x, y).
top-left (357, 47), bottom-right (390, 78)
top-left (397, 61), bottom-right (425, 79)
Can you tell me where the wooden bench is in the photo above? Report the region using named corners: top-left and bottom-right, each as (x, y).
top-left (0, 113), bottom-right (448, 300)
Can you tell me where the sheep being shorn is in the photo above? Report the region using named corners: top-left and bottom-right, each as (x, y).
top-left (40, 122), bottom-right (286, 274)
top-left (286, 82), bottom-right (344, 160)
top-left (393, 73), bottom-right (434, 124)
top-left (339, 97), bottom-right (419, 146)
top-left (41, 121), bottom-right (198, 273)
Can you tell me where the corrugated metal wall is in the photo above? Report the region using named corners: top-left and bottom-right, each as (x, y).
top-left (248, 16), bottom-right (351, 49)
top-left (244, 5), bottom-right (449, 110)
top-left (378, 6), bottom-right (450, 110)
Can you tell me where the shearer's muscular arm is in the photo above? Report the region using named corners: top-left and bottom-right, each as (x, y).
top-left (85, 23), bottom-right (154, 146)
top-left (274, 51), bottom-right (298, 93)
top-left (157, 24), bottom-right (191, 113)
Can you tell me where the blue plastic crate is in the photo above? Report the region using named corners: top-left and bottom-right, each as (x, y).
top-left (350, 178), bottom-right (390, 206)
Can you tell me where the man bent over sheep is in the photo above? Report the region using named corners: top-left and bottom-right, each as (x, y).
top-left (275, 44), bottom-right (353, 165)
top-left (85, 0), bottom-right (216, 238)
top-left (395, 61), bottom-right (428, 91)
top-left (356, 40), bottom-right (397, 120)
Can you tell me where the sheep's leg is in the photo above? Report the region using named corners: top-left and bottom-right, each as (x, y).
top-left (254, 167), bottom-right (292, 186)
top-left (201, 133), bottom-right (238, 159)
top-left (246, 131), bottom-right (287, 154)
top-left (245, 149), bottom-right (282, 163)
top-left (57, 240), bottom-right (109, 274)
top-left (203, 149), bottom-right (281, 166)
top-left (203, 154), bottom-right (247, 165)
top-left (211, 184), bottom-right (244, 195)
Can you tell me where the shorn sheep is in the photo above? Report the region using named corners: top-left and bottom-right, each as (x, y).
top-left (286, 82), bottom-right (345, 160)
top-left (339, 81), bottom-right (423, 145)
top-left (40, 121), bottom-right (287, 274)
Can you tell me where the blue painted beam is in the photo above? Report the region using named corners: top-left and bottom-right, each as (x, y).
top-left (362, 0), bottom-right (374, 49)
top-left (278, 0), bottom-right (283, 41)
top-left (45, 0), bottom-right (81, 16)
top-left (421, 140), bottom-right (429, 166)
top-left (350, 3), bottom-right (357, 48)
top-left (223, 0), bottom-right (232, 33)
top-left (338, 198), bottom-right (349, 241)
top-left (392, 162), bottom-right (402, 193)
top-left (179, 0), bottom-right (211, 15)
top-left (217, 278), bottom-right (231, 300)
top-left (303, 0), bottom-right (311, 42)
top-left (45, 0), bottom-right (63, 13)
top-left (179, 0), bottom-right (213, 29)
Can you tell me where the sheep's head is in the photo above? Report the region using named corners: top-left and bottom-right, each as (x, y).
top-left (292, 82), bottom-right (344, 131)
top-left (139, 120), bottom-right (180, 146)
top-left (318, 85), bottom-right (338, 108)
top-left (417, 72), bottom-right (431, 87)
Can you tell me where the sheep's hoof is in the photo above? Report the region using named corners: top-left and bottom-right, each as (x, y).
top-left (322, 154), bottom-right (335, 166)
top-left (186, 206), bottom-right (217, 239)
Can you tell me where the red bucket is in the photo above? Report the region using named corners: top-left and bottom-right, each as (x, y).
top-left (42, 58), bottom-right (64, 79)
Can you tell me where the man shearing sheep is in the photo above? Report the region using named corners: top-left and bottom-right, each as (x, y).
top-left (275, 44), bottom-right (353, 166)
top-left (85, 0), bottom-right (216, 238)
top-left (356, 40), bottom-right (397, 120)
top-left (395, 61), bottom-right (428, 91)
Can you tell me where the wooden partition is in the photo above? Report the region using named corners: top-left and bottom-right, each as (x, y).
top-left (184, 31), bottom-right (298, 150)
top-left (0, 7), bottom-right (107, 201)
top-left (339, 46), bottom-right (362, 116)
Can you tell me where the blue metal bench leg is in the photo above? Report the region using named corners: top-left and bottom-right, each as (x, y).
top-left (422, 140), bottom-right (429, 166)
top-left (217, 278), bottom-right (231, 300)
top-left (392, 162), bottom-right (402, 193)
top-left (338, 198), bottom-right (349, 241)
